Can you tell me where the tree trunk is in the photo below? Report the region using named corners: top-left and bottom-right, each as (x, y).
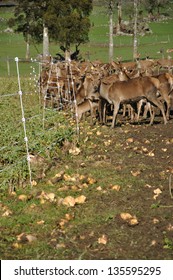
top-left (117, 1), bottom-right (122, 33)
top-left (43, 25), bottom-right (50, 61)
top-left (133, 0), bottom-right (138, 61)
top-left (109, 0), bottom-right (114, 63)
top-left (25, 33), bottom-right (30, 60)
top-left (65, 50), bottom-right (71, 61)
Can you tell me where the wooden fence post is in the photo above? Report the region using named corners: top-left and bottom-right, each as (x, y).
top-left (7, 56), bottom-right (10, 76)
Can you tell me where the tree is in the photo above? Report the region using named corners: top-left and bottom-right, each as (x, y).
top-left (9, 0), bottom-right (93, 57)
top-left (100, 0), bottom-right (117, 62)
top-left (8, 0), bottom-right (48, 58)
top-left (108, 0), bottom-right (114, 62)
top-left (116, 1), bottom-right (122, 33)
top-left (133, 0), bottom-right (138, 60)
top-left (143, 0), bottom-right (169, 16)
top-left (45, 0), bottom-right (92, 51)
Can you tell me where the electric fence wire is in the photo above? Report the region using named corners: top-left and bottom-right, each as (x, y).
top-left (67, 59), bottom-right (80, 139)
top-left (15, 57), bottom-right (32, 188)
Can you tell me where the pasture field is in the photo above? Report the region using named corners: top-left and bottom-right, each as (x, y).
top-left (0, 4), bottom-right (173, 260)
top-left (1, 5), bottom-right (173, 76)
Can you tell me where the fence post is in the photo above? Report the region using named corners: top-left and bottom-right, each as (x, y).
top-left (15, 57), bottom-right (32, 188)
top-left (7, 56), bottom-right (10, 76)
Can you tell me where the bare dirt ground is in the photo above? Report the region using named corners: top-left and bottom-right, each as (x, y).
top-left (57, 113), bottom-right (173, 260)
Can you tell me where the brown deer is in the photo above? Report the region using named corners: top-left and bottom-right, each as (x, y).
top-left (99, 76), bottom-right (167, 128)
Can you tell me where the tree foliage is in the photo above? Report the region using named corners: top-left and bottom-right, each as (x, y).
top-left (141, 0), bottom-right (169, 15)
top-left (44, 0), bottom-right (92, 49)
top-left (8, 1), bottom-right (46, 43)
top-left (9, 0), bottom-right (93, 49)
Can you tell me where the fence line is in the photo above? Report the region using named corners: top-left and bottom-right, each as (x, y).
top-left (0, 91), bottom-right (37, 98)
top-left (0, 58), bottom-right (79, 188)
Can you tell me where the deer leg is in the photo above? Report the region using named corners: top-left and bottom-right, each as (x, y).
top-left (137, 99), bottom-right (144, 122)
top-left (148, 97), bottom-right (167, 125)
top-left (98, 98), bottom-right (104, 124)
top-left (111, 101), bottom-right (120, 128)
top-left (165, 96), bottom-right (171, 120)
top-left (143, 103), bottom-right (149, 119)
top-left (129, 105), bottom-right (135, 122)
top-left (89, 100), bottom-right (94, 125)
top-left (159, 88), bottom-right (171, 120)
top-left (122, 104), bottom-right (126, 117)
top-left (103, 102), bottom-right (107, 124)
top-left (148, 104), bottom-right (156, 125)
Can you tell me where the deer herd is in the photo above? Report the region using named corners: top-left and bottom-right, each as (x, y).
top-left (39, 56), bottom-right (173, 128)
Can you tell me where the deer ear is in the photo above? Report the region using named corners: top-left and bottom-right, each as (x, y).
top-left (102, 81), bottom-right (111, 85)
top-left (166, 73), bottom-right (173, 87)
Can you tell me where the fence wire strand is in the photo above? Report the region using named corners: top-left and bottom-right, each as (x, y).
top-left (15, 57), bottom-right (32, 188)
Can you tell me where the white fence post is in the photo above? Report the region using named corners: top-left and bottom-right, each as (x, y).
top-left (15, 57), bottom-right (32, 188)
